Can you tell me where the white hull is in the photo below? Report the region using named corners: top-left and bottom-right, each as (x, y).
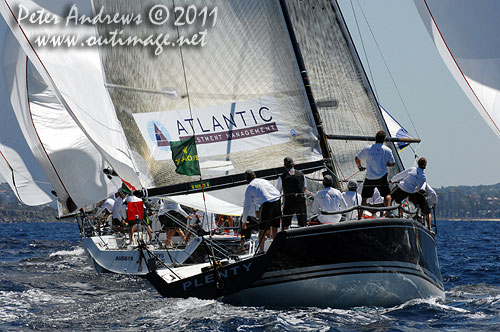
top-left (224, 261), bottom-right (445, 308)
top-left (83, 235), bottom-right (202, 275)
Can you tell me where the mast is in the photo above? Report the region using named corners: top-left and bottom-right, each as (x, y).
top-left (278, 0), bottom-right (334, 173)
top-left (329, 0), bottom-right (405, 172)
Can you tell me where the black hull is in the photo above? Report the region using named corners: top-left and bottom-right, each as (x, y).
top-left (148, 218), bottom-right (443, 307)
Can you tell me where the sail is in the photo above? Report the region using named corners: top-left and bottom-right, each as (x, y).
top-left (285, 0), bottom-right (402, 185)
top-left (413, 0), bottom-right (500, 139)
top-left (0, 28), bottom-right (53, 205)
top-left (0, 0), bottom-right (142, 190)
top-left (91, 0), bottom-right (322, 191)
top-left (380, 106), bottom-right (411, 151)
top-left (1, 17), bottom-right (118, 209)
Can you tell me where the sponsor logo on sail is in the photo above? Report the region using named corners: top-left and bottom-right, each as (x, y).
top-left (147, 121), bottom-right (171, 152)
top-left (134, 96), bottom-right (290, 160)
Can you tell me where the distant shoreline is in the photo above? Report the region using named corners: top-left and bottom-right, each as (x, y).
top-left (442, 218), bottom-right (500, 222)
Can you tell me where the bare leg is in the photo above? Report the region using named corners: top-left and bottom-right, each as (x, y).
top-left (176, 228), bottom-right (187, 243)
top-left (271, 226), bottom-right (278, 239)
top-left (384, 195), bottom-right (392, 207)
top-left (258, 229), bottom-right (266, 252)
top-left (147, 225), bottom-right (153, 242)
top-left (426, 213), bottom-right (432, 230)
top-left (358, 198), bottom-right (367, 220)
top-left (129, 224), bottom-right (135, 243)
top-left (166, 229), bottom-right (175, 247)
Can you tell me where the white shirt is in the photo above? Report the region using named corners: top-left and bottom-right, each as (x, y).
top-left (195, 210), bottom-right (216, 232)
top-left (421, 182), bottom-right (438, 206)
top-left (356, 143), bottom-right (395, 180)
top-left (242, 178), bottom-right (281, 223)
top-left (342, 190), bottom-right (361, 220)
top-left (112, 195), bottom-right (126, 220)
top-left (313, 187), bottom-right (347, 223)
top-left (392, 167), bottom-right (426, 194)
top-left (161, 200), bottom-right (189, 218)
top-left (95, 197), bottom-right (115, 217)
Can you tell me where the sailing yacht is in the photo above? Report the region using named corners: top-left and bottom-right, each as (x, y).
top-left (0, 0), bottom-right (444, 306)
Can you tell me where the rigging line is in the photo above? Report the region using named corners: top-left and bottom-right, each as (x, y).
top-left (171, 2), bottom-right (214, 254)
top-left (355, 1), bottom-right (420, 139)
top-left (351, 0), bottom-right (378, 100)
top-left (172, 0), bottom-right (194, 124)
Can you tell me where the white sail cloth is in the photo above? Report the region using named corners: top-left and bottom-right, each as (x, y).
top-left (0, 0), bottom-right (142, 189)
top-left (1, 17), bottom-right (118, 209)
top-left (414, 0), bottom-right (500, 139)
top-left (380, 105), bottom-right (411, 151)
top-left (0, 23), bottom-right (53, 205)
top-left (167, 192), bottom-right (243, 217)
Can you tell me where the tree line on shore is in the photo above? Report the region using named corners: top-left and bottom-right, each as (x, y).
top-left (2, 182), bottom-right (500, 222)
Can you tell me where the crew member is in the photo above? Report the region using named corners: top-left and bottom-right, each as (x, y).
top-left (355, 130), bottom-right (395, 217)
top-left (276, 157), bottom-right (307, 229)
top-left (312, 175), bottom-right (347, 223)
top-left (242, 170), bottom-right (281, 252)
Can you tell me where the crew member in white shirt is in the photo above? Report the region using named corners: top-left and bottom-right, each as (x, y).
top-left (160, 200), bottom-right (191, 247)
top-left (409, 181), bottom-right (437, 231)
top-left (241, 170), bottom-right (281, 252)
top-left (111, 189), bottom-right (126, 230)
top-left (312, 175), bottom-right (348, 223)
top-left (390, 157), bottom-right (428, 206)
top-left (342, 179), bottom-right (361, 220)
top-left (355, 130), bottom-right (395, 212)
top-left (95, 197), bottom-right (115, 218)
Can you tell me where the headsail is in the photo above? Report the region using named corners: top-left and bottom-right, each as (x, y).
top-left (1, 17), bottom-right (118, 210)
top-left (0, 23), bottom-right (53, 205)
top-left (0, 0), bottom-right (143, 191)
top-left (380, 105), bottom-right (412, 151)
top-left (414, 0), bottom-right (500, 139)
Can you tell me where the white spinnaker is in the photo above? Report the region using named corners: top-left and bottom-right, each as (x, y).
top-left (1, 18), bottom-right (118, 208)
top-left (0, 0), bottom-right (142, 189)
top-left (414, 0), bottom-right (500, 139)
top-left (0, 65), bottom-right (53, 205)
top-left (0, 20), bottom-right (53, 206)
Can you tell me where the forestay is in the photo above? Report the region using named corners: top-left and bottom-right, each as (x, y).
top-left (414, 0), bottom-right (500, 139)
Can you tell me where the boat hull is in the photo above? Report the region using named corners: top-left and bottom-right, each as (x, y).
top-left (83, 236), bottom-right (202, 275)
top-left (224, 218), bottom-right (444, 307)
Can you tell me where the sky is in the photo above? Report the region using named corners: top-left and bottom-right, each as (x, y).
top-left (337, 0), bottom-right (500, 188)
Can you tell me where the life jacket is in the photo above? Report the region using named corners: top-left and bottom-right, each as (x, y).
top-left (126, 196), bottom-right (144, 220)
top-left (280, 168), bottom-right (305, 196)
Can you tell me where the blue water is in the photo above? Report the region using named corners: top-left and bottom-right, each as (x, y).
top-left (0, 220), bottom-right (499, 331)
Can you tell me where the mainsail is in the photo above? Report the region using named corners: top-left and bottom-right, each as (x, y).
top-left (285, 0), bottom-right (403, 185)
top-left (1, 0), bottom-right (325, 197)
top-left (93, 0), bottom-right (323, 193)
top-left (413, 0), bottom-right (500, 139)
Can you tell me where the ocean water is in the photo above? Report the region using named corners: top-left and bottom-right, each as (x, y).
top-left (0, 220), bottom-right (499, 331)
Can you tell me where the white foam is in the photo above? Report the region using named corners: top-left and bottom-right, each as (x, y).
top-left (49, 247), bottom-right (85, 257)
